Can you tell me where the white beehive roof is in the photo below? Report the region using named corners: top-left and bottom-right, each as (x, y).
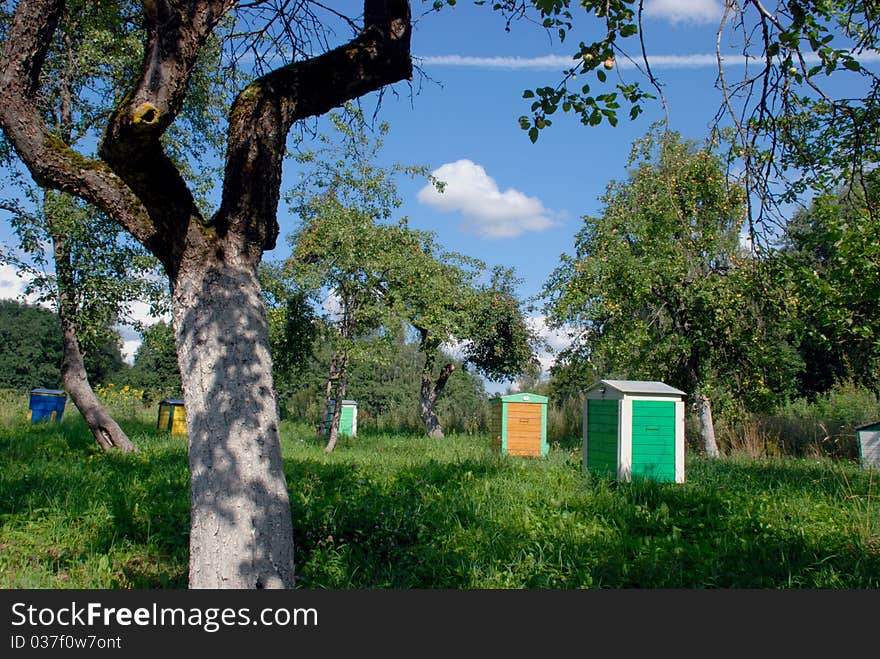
top-left (587, 379), bottom-right (686, 396)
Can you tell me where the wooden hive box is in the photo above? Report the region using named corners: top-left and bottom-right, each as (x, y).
top-left (856, 421), bottom-right (880, 470)
top-left (490, 392), bottom-right (548, 457)
top-left (583, 379), bottom-right (685, 483)
top-left (157, 398), bottom-right (187, 437)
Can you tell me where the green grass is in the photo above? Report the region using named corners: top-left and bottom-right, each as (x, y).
top-left (1, 415), bottom-right (878, 589)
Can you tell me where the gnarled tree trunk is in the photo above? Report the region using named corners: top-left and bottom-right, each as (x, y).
top-left (59, 318), bottom-right (137, 452)
top-left (417, 334), bottom-right (455, 438)
top-left (685, 354), bottom-right (721, 458)
top-left (54, 228), bottom-right (137, 452)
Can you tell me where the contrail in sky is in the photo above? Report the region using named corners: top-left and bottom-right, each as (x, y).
top-left (417, 52), bottom-right (880, 70)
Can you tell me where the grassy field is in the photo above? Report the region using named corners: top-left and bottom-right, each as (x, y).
top-left (1, 413), bottom-right (878, 589)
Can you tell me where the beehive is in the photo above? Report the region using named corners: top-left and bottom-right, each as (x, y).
top-left (490, 392), bottom-right (548, 457)
top-left (157, 398), bottom-right (187, 436)
top-left (583, 379), bottom-right (685, 483)
top-left (28, 388), bottom-right (67, 423)
top-left (856, 421), bottom-right (880, 470)
top-left (323, 399), bottom-right (358, 437)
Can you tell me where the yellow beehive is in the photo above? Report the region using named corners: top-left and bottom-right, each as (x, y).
top-left (157, 398), bottom-right (187, 437)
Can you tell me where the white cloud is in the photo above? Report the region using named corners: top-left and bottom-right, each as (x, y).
top-left (644, 0), bottom-right (723, 24)
top-left (420, 51), bottom-right (880, 72)
top-left (417, 160), bottom-right (560, 239)
top-left (120, 338), bottom-right (142, 365)
top-left (418, 54), bottom-right (574, 70)
top-left (440, 338), bottom-right (468, 362)
top-left (0, 263), bottom-right (43, 306)
top-left (0, 263), bottom-right (28, 300)
top-left (526, 315), bottom-right (576, 376)
top-left (322, 290), bottom-right (342, 322)
top-left (114, 300), bottom-right (172, 365)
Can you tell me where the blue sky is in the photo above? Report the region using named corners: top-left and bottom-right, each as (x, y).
top-left (272, 0), bottom-right (754, 378)
top-left (1, 0), bottom-right (860, 380)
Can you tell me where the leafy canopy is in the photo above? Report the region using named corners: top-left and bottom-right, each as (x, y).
top-left (544, 127), bottom-right (802, 408)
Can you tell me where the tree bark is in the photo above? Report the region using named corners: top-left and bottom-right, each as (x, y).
top-left (324, 352), bottom-right (349, 453)
top-left (696, 392), bottom-right (721, 458)
top-left (53, 227), bottom-right (137, 452)
top-left (684, 350), bottom-right (721, 458)
top-left (319, 354), bottom-right (338, 437)
top-left (173, 244), bottom-right (294, 589)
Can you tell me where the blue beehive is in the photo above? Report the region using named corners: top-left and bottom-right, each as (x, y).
top-left (29, 388), bottom-right (67, 423)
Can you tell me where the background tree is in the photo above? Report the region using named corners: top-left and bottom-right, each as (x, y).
top-left (289, 199), bottom-right (431, 450)
top-left (0, 1), bottom-right (170, 452)
top-left (385, 230), bottom-right (538, 438)
top-left (0, 299), bottom-right (63, 390)
top-left (121, 321), bottom-right (183, 402)
top-left (287, 103), bottom-right (431, 450)
top-left (382, 228), bottom-right (482, 438)
top-left (0, 0), bottom-right (413, 588)
top-left (776, 170), bottom-right (880, 395)
top-left (544, 129), bottom-right (770, 456)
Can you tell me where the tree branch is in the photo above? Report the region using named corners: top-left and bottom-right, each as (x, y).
top-left (219, 0), bottom-right (413, 252)
top-left (99, 0), bottom-right (231, 274)
top-left (0, 0), bottom-right (158, 256)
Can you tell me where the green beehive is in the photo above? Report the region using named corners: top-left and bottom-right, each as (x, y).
top-left (583, 380), bottom-right (685, 483)
top-left (323, 399), bottom-right (357, 437)
top-left (856, 421), bottom-right (880, 470)
top-left (490, 392), bottom-right (548, 457)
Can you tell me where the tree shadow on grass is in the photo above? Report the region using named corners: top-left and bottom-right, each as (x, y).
top-left (4, 418), bottom-right (877, 589)
top-left (283, 450), bottom-right (880, 589)
top-left (0, 420), bottom-right (190, 587)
